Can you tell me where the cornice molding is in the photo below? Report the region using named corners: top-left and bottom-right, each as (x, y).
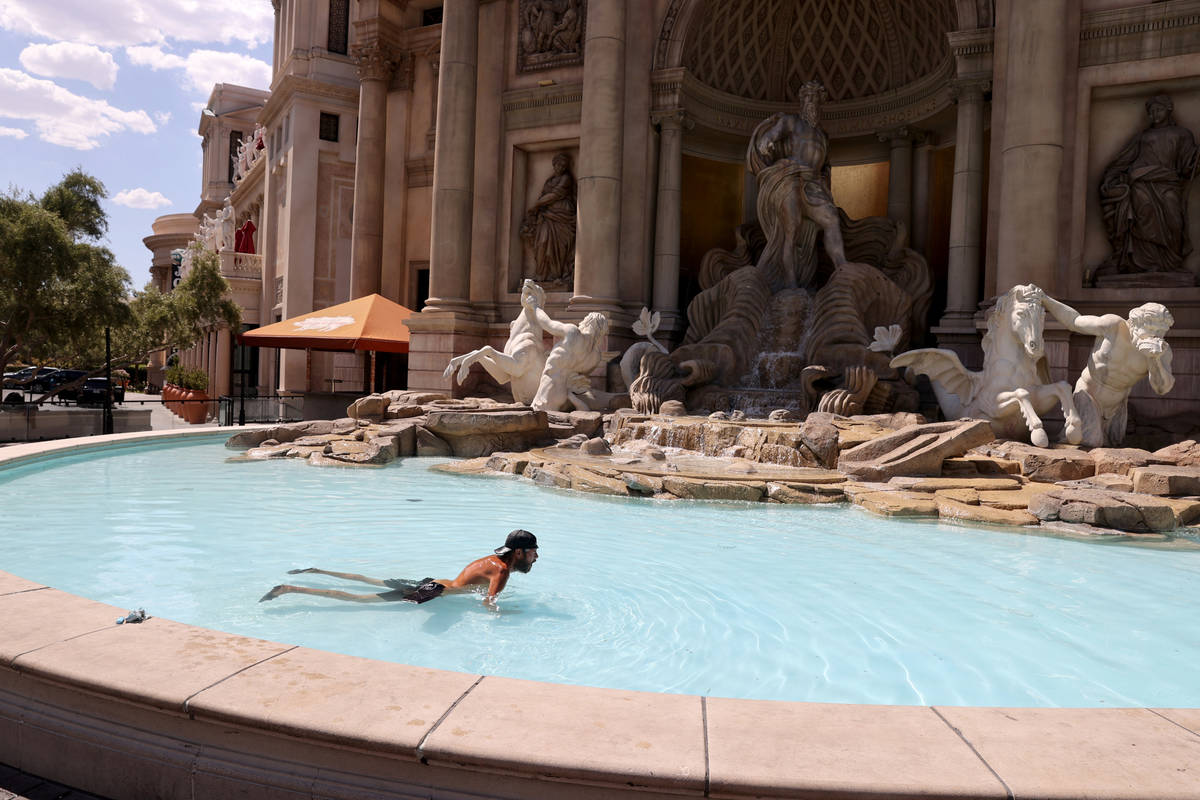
top-left (1080, 0), bottom-right (1200, 67)
top-left (260, 75), bottom-right (359, 126)
top-left (502, 82), bottom-right (584, 130)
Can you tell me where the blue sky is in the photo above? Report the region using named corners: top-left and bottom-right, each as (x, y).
top-left (0, 0), bottom-right (274, 287)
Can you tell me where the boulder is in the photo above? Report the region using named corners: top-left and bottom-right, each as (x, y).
top-left (935, 488), bottom-right (980, 505)
top-left (849, 412), bottom-right (926, 430)
top-left (765, 482), bottom-right (846, 504)
top-left (978, 442), bottom-right (1095, 483)
top-left (768, 409), bottom-right (801, 421)
top-left (245, 443), bottom-right (295, 459)
top-left (527, 464), bottom-right (571, 489)
top-left (852, 490), bottom-right (938, 518)
top-left (225, 428), bottom-right (273, 449)
top-left (798, 419), bottom-right (840, 469)
top-left (546, 410), bottom-right (604, 438)
top-left (385, 404), bottom-right (426, 420)
top-left (430, 457), bottom-right (492, 475)
top-left (621, 472), bottom-right (664, 494)
top-left (1130, 465), bottom-right (1200, 496)
top-left (935, 496), bottom-right (1037, 527)
top-left (661, 477), bottom-right (765, 502)
top-left (580, 437), bottom-right (612, 455)
top-left (552, 433), bottom-right (588, 449)
top-left (347, 394), bottom-right (388, 421)
top-left (331, 417), bottom-right (359, 435)
top-left (485, 452), bottom-right (534, 475)
top-left (888, 476), bottom-right (1022, 492)
top-left (564, 465), bottom-right (630, 496)
top-left (1089, 447), bottom-right (1161, 476)
top-left (415, 427), bottom-right (452, 457)
top-left (423, 409), bottom-right (551, 457)
top-left (977, 483), bottom-right (1058, 511)
top-left (376, 420), bottom-right (418, 456)
top-left (286, 444), bottom-right (330, 458)
top-left (659, 400), bottom-right (688, 416)
top-left (1151, 439), bottom-right (1200, 466)
top-left (620, 440), bottom-right (667, 460)
top-left (369, 435), bottom-right (400, 460)
top-left (1028, 488), bottom-right (1179, 532)
top-left (385, 390), bottom-right (450, 406)
top-left (291, 434), bottom-right (344, 447)
top-left (837, 419), bottom-right (995, 481)
top-left (326, 439), bottom-right (393, 465)
top-left (307, 451), bottom-right (382, 468)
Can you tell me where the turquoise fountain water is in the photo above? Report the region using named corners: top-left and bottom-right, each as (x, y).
top-left (3, 435), bottom-right (1199, 707)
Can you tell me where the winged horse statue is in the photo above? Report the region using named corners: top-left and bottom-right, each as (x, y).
top-left (891, 284), bottom-right (1082, 447)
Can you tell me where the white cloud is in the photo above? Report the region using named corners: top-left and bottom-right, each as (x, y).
top-left (0, 125), bottom-right (28, 139)
top-left (0, 0), bottom-right (273, 48)
top-left (0, 68), bottom-right (155, 150)
top-left (112, 187), bottom-right (171, 209)
top-left (127, 45), bottom-right (270, 94)
top-left (19, 42), bottom-right (118, 91)
top-left (153, 110), bottom-right (171, 126)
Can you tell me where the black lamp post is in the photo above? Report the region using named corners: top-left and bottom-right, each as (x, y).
top-left (103, 327), bottom-right (114, 435)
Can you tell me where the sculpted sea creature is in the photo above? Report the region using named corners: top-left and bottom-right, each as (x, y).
top-left (891, 284), bottom-right (1082, 447)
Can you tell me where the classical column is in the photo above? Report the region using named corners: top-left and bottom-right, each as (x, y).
top-left (652, 110), bottom-right (687, 325)
top-left (349, 41), bottom-right (395, 300)
top-left (425, 0), bottom-right (478, 314)
top-left (571, 0), bottom-right (626, 314)
top-left (943, 80), bottom-right (989, 325)
top-left (993, 0), bottom-right (1068, 291)
top-left (879, 127), bottom-right (914, 232)
top-left (910, 133), bottom-right (932, 254)
top-left (215, 327), bottom-right (232, 399)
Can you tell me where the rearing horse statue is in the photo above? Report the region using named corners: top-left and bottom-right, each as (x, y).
top-left (891, 284), bottom-right (1082, 447)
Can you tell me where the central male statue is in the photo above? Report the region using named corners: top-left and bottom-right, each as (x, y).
top-left (748, 79), bottom-right (848, 289)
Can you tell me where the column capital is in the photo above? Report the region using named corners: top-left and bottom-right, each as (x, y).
top-left (949, 78), bottom-right (991, 104)
top-left (354, 41), bottom-right (396, 82)
top-left (876, 126), bottom-right (921, 146)
top-left (651, 109), bottom-right (693, 131)
top-left (391, 50), bottom-right (415, 91)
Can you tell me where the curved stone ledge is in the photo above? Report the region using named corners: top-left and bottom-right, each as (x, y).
top-left (3, 429), bottom-right (1200, 799)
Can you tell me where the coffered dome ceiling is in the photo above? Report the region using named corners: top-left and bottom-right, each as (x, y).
top-left (682, 0), bottom-right (959, 104)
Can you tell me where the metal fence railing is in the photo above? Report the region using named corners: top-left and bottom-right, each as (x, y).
top-left (217, 394), bottom-right (305, 425)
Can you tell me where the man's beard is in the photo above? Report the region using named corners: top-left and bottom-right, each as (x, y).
top-left (1131, 323), bottom-right (1167, 356)
top-left (514, 559), bottom-right (534, 574)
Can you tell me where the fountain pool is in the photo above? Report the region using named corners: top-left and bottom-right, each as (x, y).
top-left (4, 433), bottom-right (1199, 708)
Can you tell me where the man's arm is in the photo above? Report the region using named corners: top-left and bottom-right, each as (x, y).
top-left (1041, 294), bottom-right (1114, 337)
top-left (483, 570), bottom-right (509, 608)
top-left (533, 306), bottom-right (574, 339)
top-left (1148, 341), bottom-right (1176, 395)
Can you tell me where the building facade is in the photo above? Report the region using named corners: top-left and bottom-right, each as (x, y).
top-left (153, 0), bottom-right (1200, 422)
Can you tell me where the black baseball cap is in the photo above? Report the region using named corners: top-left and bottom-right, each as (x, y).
top-left (495, 529), bottom-right (538, 555)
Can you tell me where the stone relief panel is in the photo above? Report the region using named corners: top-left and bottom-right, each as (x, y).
top-left (517, 0), bottom-right (585, 73)
top-left (1085, 87), bottom-right (1200, 288)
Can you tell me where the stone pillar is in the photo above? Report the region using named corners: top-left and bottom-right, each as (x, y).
top-left (943, 80), bottom-right (990, 326)
top-left (215, 327), bottom-right (232, 399)
top-left (571, 0), bottom-right (626, 315)
top-left (879, 127), bottom-right (914, 232)
top-left (349, 42), bottom-right (394, 300)
top-left (911, 133), bottom-right (933, 254)
top-left (652, 110), bottom-right (687, 327)
top-left (425, 0), bottom-right (478, 314)
top-left (993, 0), bottom-right (1068, 291)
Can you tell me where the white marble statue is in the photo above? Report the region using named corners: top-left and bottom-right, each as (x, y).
top-left (1041, 296), bottom-right (1175, 446)
top-left (443, 280), bottom-right (548, 405)
top-left (217, 202), bottom-right (236, 252)
top-left (891, 284), bottom-right (1081, 447)
top-left (198, 213), bottom-right (217, 252)
top-left (619, 307), bottom-right (668, 391)
top-left (531, 308), bottom-right (609, 412)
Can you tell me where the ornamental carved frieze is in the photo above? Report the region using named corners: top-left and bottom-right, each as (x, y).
top-left (354, 41), bottom-right (395, 82)
top-left (518, 0), bottom-right (586, 73)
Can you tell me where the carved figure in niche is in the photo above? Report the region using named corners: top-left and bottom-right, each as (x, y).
top-left (531, 309), bottom-right (609, 412)
top-left (520, 153), bottom-right (576, 287)
top-left (748, 80), bottom-right (847, 290)
top-left (1041, 295), bottom-right (1175, 446)
top-left (443, 280), bottom-right (548, 405)
top-left (891, 284), bottom-right (1082, 447)
top-left (1090, 94), bottom-right (1199, 286)
top-left (550, 0), bottom-right (581, 53)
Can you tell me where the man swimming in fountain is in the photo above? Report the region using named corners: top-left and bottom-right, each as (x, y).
top-left (259, 530), bottom-right (538, 609)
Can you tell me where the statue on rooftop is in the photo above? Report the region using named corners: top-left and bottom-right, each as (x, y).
top-left (1089, 94), bottom-right (1199, 286)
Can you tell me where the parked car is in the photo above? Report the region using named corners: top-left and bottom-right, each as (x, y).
top-left (32, 369), bottom-right (87, 396)
top-left (3, 366), bottom-right (58, 389)
top-left (78, 377), bottom-right (125, 405)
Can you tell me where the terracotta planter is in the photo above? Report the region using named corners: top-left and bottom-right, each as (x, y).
top-left (185, 392), bottom-right (209, 424)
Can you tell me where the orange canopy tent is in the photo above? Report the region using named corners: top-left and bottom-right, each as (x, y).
top-left (237, 294), bottom-right (414, 353)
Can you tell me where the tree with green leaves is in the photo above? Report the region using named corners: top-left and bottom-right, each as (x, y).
top-left (0, 170), bottom-right (240, 403)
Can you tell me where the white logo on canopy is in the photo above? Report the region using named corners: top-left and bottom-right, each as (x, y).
top-left (293, 315), bottom-right (355, 332)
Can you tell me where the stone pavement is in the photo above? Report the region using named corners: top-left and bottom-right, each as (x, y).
top-left (0, 764), bottom-right (107, 800)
